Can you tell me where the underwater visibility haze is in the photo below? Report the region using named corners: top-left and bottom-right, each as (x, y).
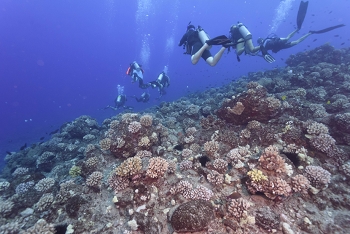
top-left (0, 0), bottom-right (350, 233)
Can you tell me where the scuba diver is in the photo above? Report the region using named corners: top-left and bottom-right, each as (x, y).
top-left (257, 1), bottom-right (345, 63)
top-left (126, 61), bottom-right (149, 89)
top-left (131, 91), bottom-right (150, 103)
top-left (226, 22), bottom-right (261, 62)
top-left (149, 67), bottom-right (170, 98)
top-left (178, 23), bottom-right (231, 66)
top-left (104, 85), bottom-right (132, 110)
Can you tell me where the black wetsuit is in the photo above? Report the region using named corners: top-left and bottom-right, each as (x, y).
top-left (261, 35), bottom-right (293, 53)
top-left (135, 92), bottom-right (150, 103)
top-left (149, 72), bottom-right (170, 97)
top-left (114, 94), bottom-right (127, 109)
top-left (229, 26), bottom-right (243, 45)
top-left (179, 29), bottom-right (212, 61)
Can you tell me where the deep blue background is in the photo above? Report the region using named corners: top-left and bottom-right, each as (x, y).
top-left (1, 0), bottom-right (349, 168)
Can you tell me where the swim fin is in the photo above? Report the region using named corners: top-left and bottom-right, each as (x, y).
top-left (297, 1), bottom-right (309, 30)
top-left (260, 45), bottom-right (275, 63)
top-left (206, 35), bottom-right (231, 46)
top-left (309, 24), bottom-right (345, 34)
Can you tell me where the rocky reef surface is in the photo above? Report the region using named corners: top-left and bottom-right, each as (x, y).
top-left (1, 44), bottom-right (350, 233)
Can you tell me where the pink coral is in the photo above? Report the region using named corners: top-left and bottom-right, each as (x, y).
top-left (304, 165), bottom-right (331, 189)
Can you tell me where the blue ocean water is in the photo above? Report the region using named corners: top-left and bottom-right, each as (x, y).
top-left (0, 0), bottom-right (348, 169)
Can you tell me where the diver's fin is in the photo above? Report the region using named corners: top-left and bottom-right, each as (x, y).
top-left (206, 35), bottom-right (231, 46)
top-left (260, 46), bottom-right (275, 63)
top-left (263, 54), bottom-right (275, 63)
top-left (309, 24), bottom-right (345, 34)
top-left (297, 1), bottom-right (309, 30)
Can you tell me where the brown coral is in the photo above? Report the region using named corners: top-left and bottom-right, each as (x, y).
top-left (116, 156), bottom-right (142, 177)
top-left (227, 198), bottom-right (250, 221)
top-left (86, 171), bottom-right (103, 188)
top-left (291, 174), bottom-right (310, 194)
top-left (146, 157), bottom-right (169, 178)
top-left (100, 138), bottom-right (111, 151)
top-left (128, 121), bottom-right (142, 133)
top-left (140, 114), bottom-right (153, 127)
top-left (258, 145), bottom-right (286, 174)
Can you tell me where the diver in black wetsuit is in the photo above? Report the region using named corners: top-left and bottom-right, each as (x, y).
top-left (257, 30), bottom-right (312, 53)
top-left (104, 94), bottom-right (129, 110)
top-left (178, 24), bottom-right (231, 66)
top-left (149, 72), bottom-right (170, 97)
top-left (132, 92), bottom-right (150, 103)
top-left (257, 1), bottom-right (345, 63)
top-left (126, 61), bottom-right (149, 89)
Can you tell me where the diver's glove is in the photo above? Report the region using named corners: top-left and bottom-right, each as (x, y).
top-left (260, 46), bottom-right (275, 63)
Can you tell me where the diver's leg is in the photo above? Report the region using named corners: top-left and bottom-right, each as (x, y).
top-left (235, 38), bottom-right (245, 55)
top-left (290, 32), bottom-right (312, 46)
top-left (245, 39), bottom-right (260, 53)
top-left (205, 47), bottom-right (226, 67)
top-left (282, 29), bottom-right (299, 41)
top-left (191, 43), bottom-right (210, 65)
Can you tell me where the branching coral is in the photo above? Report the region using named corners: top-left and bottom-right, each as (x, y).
top-left (108, 173), bottom-right (129, 192)
top-left (247, 169), bottom-right (268, 182)
top-left (207, 170), bottom-right (224, 185)
top-left (227, 198), bottom-right (250, 221)
top-left (99, 138), bottom-right (111, 151)
top-left (203, 140), bottom-right (219, 158)
top-left (86, 171), bottom-right (103, 188)
top-left (182, 148), bottom-right (193, 158)
top-left (140, 114), bottom-right (153, 127)
top-left (291, 174), bottom-right (310, 194)
top-left (35, 193), bottom-right (54, 211)
top-left (35, 178), bottom-right (55, 193)
top-left (146, 157), bottom-right (169, 178)
top-left (258, 145), bottom-right (286, 174)
top-left (128, 121), bottom-right (142, 133)
top-left (179, 160), bottom-right (193, 171)
top-left (116, 157), bottom-right (142, 177)
top-left (170, 181), bottom-right (213, 201)
top-left (304, 165), bottom-right (331, 189)
top-left (266, 178), bottom-right (291, 199)
top-left (212, 158), bottom-right (228, 174)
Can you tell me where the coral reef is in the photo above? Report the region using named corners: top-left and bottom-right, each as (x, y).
top-left (1, 44), bottom-right (350, 233)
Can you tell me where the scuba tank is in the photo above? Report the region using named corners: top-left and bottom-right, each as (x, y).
top-left (157, 72), bottom-right (164, 82)
top-left (197, 26), bottom-right (212, 50)
top-left (132, 61), bottom-right (141, 70)
top-left (237, 23), bottom-right (252, 40)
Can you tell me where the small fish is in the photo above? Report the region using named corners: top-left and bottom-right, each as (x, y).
top-left (329, 11), bottom-right (332, 14)
top-left (40, 137), bottom-right (45, 140)
top-left (20, 143), bottom-right (27, 150)
top-left (334, 35), bottom-right (339, 37)
top-left (312, 14), bottom-right (315, 16)
top-left (313, 39), bottom-right (317, 42)
top-left (6, 151), bottom-right (12, 155)
top-left (341, 42), bottom-right (345, 45)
